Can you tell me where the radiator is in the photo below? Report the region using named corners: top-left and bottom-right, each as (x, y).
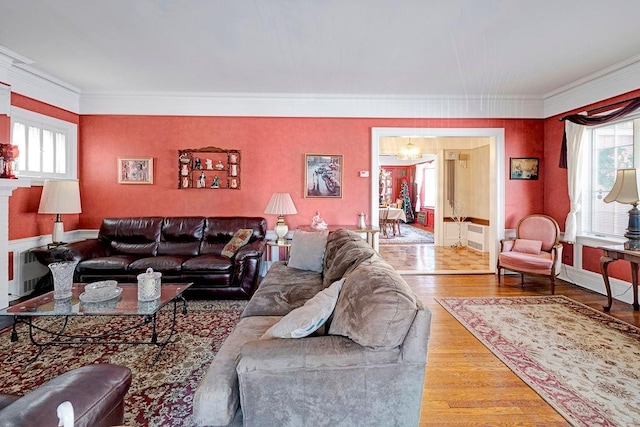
top-left (466, 224), bottom-right (489, 252)
top-left (17, 250), bottom-right (49, 298)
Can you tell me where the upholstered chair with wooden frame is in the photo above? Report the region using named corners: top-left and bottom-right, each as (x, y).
top-left (496, 214), bottom-right (563, 294)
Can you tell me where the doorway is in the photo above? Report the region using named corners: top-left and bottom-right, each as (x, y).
top-left (370, 127), bottom-right (505, 273)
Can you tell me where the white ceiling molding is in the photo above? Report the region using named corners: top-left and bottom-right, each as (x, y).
top-left (0, 84), bottom-right (10, 115)
top-left (79, 92), bottom-right (545, 118)
top-left (8, 65), bottom-right (80, 114)
top-left (544, 54), bottom-right (640, 118)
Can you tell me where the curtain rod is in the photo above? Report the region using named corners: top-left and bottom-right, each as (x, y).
top-left (560, 96), bottom-right (640, 121)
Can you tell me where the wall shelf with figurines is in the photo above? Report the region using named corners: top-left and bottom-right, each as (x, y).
top-left (178, 146), bottom-right (240, 190)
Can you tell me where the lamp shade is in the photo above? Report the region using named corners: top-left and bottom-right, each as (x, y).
top-left (38, 180), bottom-right (82, 214)
top-left (604, 169), bottom-right (640, 205)
top-left (264, 193), bottom-right (297, 216)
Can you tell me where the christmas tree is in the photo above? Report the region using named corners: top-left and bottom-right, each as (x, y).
top-left (400, 179), bottom-right (414, 223)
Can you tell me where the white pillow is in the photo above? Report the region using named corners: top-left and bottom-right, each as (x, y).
top-left (287, 230), bottom-right (329, 272)
top-left (260, 278), bottom-right (345, 339)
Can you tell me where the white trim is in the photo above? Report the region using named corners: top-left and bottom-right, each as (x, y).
top-left (80, 92), bottom-right (545, 118)
top-left (0, 83), bottom-right (9, 115)
top-left (11, 106), bottom-right (79, 180)
top-left (544, 54), bottom-right (640, 118)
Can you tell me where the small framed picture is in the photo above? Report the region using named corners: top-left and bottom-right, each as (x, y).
top-left (510, 157), bottom-right (539, 180)
top-left (118, 157), bottom-right (154, 184)
top-left (305, 154), bottom-right (343, 198)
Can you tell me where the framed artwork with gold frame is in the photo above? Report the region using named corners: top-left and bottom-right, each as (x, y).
top-left (118, 157), bottom-right (154, 184)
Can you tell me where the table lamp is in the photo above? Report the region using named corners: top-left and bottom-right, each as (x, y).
top-left (38, 179), bottom-right (82, 245)
top-left (264, 193), bottom-right (297, 244)
top-left (604, 168), bottom-right (640, 250)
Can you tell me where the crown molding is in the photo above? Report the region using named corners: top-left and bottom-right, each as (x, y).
top-left (8, 65), bottom-right (80, 114)
top-left (0, 84), bottom-right (9, 116)
top-left (79, 92), bottom-right (545, 118)
top-left (543, 54), bottom-right (640, 117)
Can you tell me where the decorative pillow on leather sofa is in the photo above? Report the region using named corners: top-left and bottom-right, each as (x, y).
top-left (221, 229), bottom-right (253, 258)
top-left (260, 278), bottom-right (345, 339)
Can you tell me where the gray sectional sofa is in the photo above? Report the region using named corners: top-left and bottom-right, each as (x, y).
top-left (193, 228), bottom-right (432, 427)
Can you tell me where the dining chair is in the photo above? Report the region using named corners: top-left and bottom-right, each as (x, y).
top-left (379, 207), bottom-right (392, 238)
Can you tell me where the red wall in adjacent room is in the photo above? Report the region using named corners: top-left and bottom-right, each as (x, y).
top-left (78, 116), bottom-right (544, 231)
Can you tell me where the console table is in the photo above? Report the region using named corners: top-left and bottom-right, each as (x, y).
top-left (599, 245), bottom-right (640, 312)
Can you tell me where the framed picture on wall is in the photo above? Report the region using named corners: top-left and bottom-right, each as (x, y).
top-left (304, 154), bottom-right (343, 198)
top-left (118, 157), bottom-right (154, 184)
top-left (510, 157), bottom-right (539, 180)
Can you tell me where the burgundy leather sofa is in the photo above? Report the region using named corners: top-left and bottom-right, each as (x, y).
top-left (56, 216), bottom-right (267, 299)
top-left (0, 364), bottom-right (132, 427)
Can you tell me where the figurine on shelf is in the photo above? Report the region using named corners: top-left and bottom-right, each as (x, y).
top-left (179, 153), bottom-right (190, 164)
top-left (194, 157), bottom-right (202, 169)
top-left (197, 171), bottom-right (206, 188)
top-left (230, 178), bottom-right (238, 189)
top-left (205, 158), bottom-right (213, 170)
top-left (311, 212), bottom-right (328, 230)
top-left (182, 176), bottom-right (189, 188)
top-left (211, 175), bottom-right (220, 188)
top-left (181, 163), bottom-right (189, 176)
top-left (215, 160), bottom-right (224, 170)
top-left (229, 153), bottom-right (238, 164)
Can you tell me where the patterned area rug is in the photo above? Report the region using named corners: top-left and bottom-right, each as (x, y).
top-left (379, 223), bottom-right (434, 244)
top-left (437, 296), bottom-right (640, 427)
top-left (0, 300), bottom-right (246, 427)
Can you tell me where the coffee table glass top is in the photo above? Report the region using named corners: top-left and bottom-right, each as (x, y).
top-left (0, 283), bottom-right (192, 317)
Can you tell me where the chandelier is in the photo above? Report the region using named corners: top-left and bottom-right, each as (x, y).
top-left (397, 141), bottom-right (422, 160)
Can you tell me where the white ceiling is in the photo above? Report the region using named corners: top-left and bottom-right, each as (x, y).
top-left (1, 0), bottom-right (639, 101)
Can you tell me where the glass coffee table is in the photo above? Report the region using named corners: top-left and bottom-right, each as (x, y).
top-left (0, 282), bottom-right (192, 364)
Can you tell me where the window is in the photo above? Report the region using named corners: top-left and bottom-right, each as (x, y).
top-left (10, 107), bottom-right (77, 180)
top-left (581, 116), bottom-right (640, 238)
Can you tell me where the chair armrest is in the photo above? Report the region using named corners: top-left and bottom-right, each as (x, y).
top-left (53, 239), bottom-right (112, 262)
top-left (232, 239), bottom-right (266, 297)
top-left (0, 364), bottom-right (131, 427)
top-left (500, 238), bottom-right (515, 252)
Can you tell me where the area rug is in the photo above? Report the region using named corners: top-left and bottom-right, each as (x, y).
top-left (437, 295), bottom-right (640, 427)
top-left (379, 223), bottom-right (434, 244)
top-left (0, 300), bottom-right (246, 427)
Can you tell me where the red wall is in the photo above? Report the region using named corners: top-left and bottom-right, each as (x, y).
top-left (78, 116), bottom-right (543, 231)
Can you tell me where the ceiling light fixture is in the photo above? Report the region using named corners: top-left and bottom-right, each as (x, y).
top-left (397, 141), bottom-right (422, 160)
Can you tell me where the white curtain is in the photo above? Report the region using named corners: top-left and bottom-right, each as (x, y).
top-left (564, 120), bottom-right (586, 243)
top-left (414, 164), bottom-right (424, 212)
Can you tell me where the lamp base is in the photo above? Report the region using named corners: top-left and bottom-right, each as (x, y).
top-left (625, 205), bottom-right (640, 250)
top-left (274, 215), bottom-right (289, 244)
top-left (52, 220), bottom-right (65, 244)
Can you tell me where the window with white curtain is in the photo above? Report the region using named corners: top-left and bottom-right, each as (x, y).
top-left (581, 115), bottom-right (640, 237)
top-left (11, 107), bottom-right (77, 180)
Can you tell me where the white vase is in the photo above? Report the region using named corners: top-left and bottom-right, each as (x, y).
top-left (48, 261), bottom-right (78, 299)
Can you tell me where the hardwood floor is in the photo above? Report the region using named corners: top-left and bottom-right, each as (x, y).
top-left (404, 273), bottom-right (640, 425)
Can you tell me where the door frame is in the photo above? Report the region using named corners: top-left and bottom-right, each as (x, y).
top-left (371, 127), bottom-right (505, 271)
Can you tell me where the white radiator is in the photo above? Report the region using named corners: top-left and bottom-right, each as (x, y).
top-left (466, 223), bottom-right (489, 252)
top-left (16, 250), bottom-right (49, 298)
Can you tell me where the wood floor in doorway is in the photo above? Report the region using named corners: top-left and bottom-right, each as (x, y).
top-left (379, 244), bottom-right (491, 273)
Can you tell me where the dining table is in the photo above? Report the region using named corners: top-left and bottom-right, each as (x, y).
top-left (379, 207), bottom-right (407, 237)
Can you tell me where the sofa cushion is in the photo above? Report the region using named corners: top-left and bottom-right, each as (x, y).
top-left (192, 315), bottom-right (281, 426)
top-left (98, 217), bottom-right (163, 256)
top-left (182, 254), bottom-right (233, 273)
top-left (77, 255), bottom-right (142, 273)
top-left (287, 230), bottom-right (329, 273)
top-left (323, 238), bottom-right (376, 287)
top-left (128, 255), bottom-right (187, 273)
top-left (329, 260), bottom-right (418, 349)
top-left (323, 229), bottom-right (364, 272)
top-left (222, 229), bottom-right (253, 258)
top-left (242, 262), bottom-right (324, 317)
top-left (261, 278), bottom-right (345, 339)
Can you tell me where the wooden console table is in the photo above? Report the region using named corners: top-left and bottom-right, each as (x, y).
top-left (599, 245), bottom-right (640, 312)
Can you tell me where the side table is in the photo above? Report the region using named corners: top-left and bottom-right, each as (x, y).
top-left (265, 240), bottom-right (291, 270)
top-left (599, 245), bottom-right (640, 312)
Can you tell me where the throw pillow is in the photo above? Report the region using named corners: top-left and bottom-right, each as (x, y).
top-left (287, 230), bottom-right (329, 272)
top-left (221, 228), bottom-right (253, 258)
top-left (260, 278), bottom-right (345, 339)
top-left (512, 238), bottom-right (543, 255)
